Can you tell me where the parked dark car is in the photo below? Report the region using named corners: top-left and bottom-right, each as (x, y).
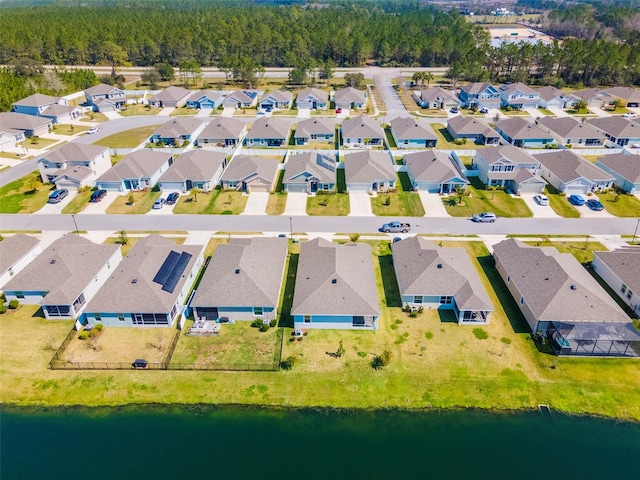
top-left (90, 189), bottom-right (107, 202)
top-left (567, 194), bottom-right (586, 206)
top-left (586, 199), bottom-right (604, 211)
top-left (165, 192), bottom-right (179, 205)
top-left (48, 189), bottom-right (68, 204)
top-left (450, 107), bottom-right (459, 113)
top-left (132, 359), bottom-right (149, 369)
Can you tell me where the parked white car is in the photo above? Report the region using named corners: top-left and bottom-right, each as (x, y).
top-left (534, 193), bottom-right (549, 206)
top-left (86, 127), bottom-right (99, 135)
top-left (622, 113), bottom-right (637, 119)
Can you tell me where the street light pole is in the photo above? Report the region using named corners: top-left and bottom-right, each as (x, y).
top-left (289, 216), bottom-right (293, 240)
top-left (71, 214), bottom-right (79, 235)
top-left (633, 218), bottom-right (640, 244)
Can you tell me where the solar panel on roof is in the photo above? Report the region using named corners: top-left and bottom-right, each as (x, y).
top-left (244, 91), bottom-right (258, 99)
top-left (161, 252), bottom-right (193, 293)
top-left (153, 251), bottom-right (181, 285)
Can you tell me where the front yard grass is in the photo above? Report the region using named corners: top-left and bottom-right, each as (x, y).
top-left (0, 171), bottom-right (54, 214)
top-left (443, 178), bottom-right (532, 218)
top-left (118, 105), bottom-right (162, 116)
top-left (430, 123), bottom-right (488, 150)
top-left (307, 193), bottom-right (350, 215)
top-left (173, 190), bottom-right (247, 214)
top-left (169, 107), bottom-right (198, 116)
top-left (523, 240), bottom-right (608, 264)
top-left (61, 190), bottom-right (93, 214)
top-left (94, 125), bottom-right (162, 148)
top-left (79, 112), bottom-right (109, 122)
top-left (105, 190), bottom-right (161, 214)
top-left (52, 124), bottom-right (90, 135)
top-left (170, 322), bottom-right (280, 367)
top-left (26, 137), bottom-right (61, 149)
top-left (371, 173), bottom-right (424, 216)
top-left (267, 193), bottom-right (287, 215)
top-left (537, 107), bottom-right (555, 116)
top-left (545, 186), bottom-right (580, 218)
top-left (597, 191), bottom-right (640, 217)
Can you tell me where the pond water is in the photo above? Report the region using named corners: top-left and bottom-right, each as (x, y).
top-left (2, 406), bottom-right (638, 480)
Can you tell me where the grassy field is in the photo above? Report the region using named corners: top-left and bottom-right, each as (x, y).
top-left (266, 193), bottom-right (287, 215)
top-left (597, 191), bottom-right (640, 217)
top-left (430, 123), bottom-right (489, 150)
top-left (443, 178), bottom-right (532, 218)
top-left (79, 112), bottom-right (109, 122)
top-left (119, 105), bottom-right (162, 116)
top-left (544, 186), bottom-right (581, 218)
top-left (523, 240), bottom-right (608, 264)
top-left (61, 190), bottom-right (93, 214)
top-left (307, 193), bottom-right (350, 215)
top-left (173, 190), bottom-right (247, 214)
top-left (105, 191), bottom-right (161, 214)
top-left (94, 125), bottom-right (161, 148)
top-left (371, 173), bottom-right (425, 216)
top-left (26, 137), bottom-right (61, 149)
top-left (104, 236), bottom-right (185, 256)
top-left (170, 107), bottom-right (198, 116)
top-left (2, 239), bottom-right (639, 421)
top-left (52, 124), bottom-right (90, 135)
top-left (0, 171), bottom-right (54, 214)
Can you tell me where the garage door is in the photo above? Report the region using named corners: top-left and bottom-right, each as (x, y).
top-left (348, 184), bottom-right (370, 192)
top-left (249, 184), bottom-right (270, 193)
top-left (564, 185), bottom-right (587, 195)
top-left (286, 184), bottom-right (308, 193)
top-left (518, 183), bottom-right (544, 194)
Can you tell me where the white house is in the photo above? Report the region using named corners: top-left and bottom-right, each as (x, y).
top-left (534, 150), bottom-right (614, 195)
top-left (592, 250), bottom-right (640, 317)
top-left (343, 150), bottom-right (396, 193)
top-left (96, 150), bottom-right (173, 192)
top-left (0, 234), bottom-right (41, 290)
top-left (37, 143), bottom-right (111, 189)
top-left (158, 150), bottom-right (228, 193)
top-left (474, 145), bottom-right (546, 194)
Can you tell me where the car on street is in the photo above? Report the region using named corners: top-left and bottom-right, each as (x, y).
top-left (86, 127), bottom-right (99, 134)
top-left (567, 194), bottom-right (586, 206)
top-left (534, 193), bottom-right (549, 206)
top-left (622, 113), bottom-right (637, 119)
top-left (48, 189), bottom-right (68, 204)
top-left (586, 199), bottom-right (604, 211)
top-left (165, 192), bottom-right (179, 205)
top-left (450, 107), bottom-right (459, 113)
top-left (471, 212), bottom-right (497, 223)
top-left (89, 189), bottom-right (107, 202)
top-left (380, 221), bottom-right (411, 233)
top-left (336, 108), bottom-right (342, 114)
top-left (153, 198), bottom-right (165, 209)
top-left (479, 107), bottom-right (489, 114)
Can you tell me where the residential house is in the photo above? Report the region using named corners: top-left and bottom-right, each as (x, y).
top-left (12, 93), bottom-right (80, 124)
top-left (403, 150), bottom-right (469, 193)
top-left (569, 88), bottom-right (614, 109)
top-left (149, 86), bottom-right (192, 108)
top-left (592, 249), bottom-right (640, 317)
top-left (222, 90), bottom-right (258, 109)
top-left (190, 237), bottom-right (287, 322)
top-left (341, 115), bottom-right (384, 147)
top-left (294, 117), bottom-right (335, 146)
top-left (474, 145), bottom-right (545, 194)
top-left (605, 87), bottom-right (640, 108)
top-left (389, 116), bottom-right (438, 148)
top-left (494, 117), bottom-right (554, 148)
top-left (499, 82), bottom-right (541, 109)
top-left (535, 86), bottom-right (571, 109)
top-left (82, 235), bottom-right (204, 328)
top-left (446, 116), bottom-right (500, 145)
top-left (158, 150), bottom-right (228, 193)
top-left (595, 153), bottom-right (640, 194)
top-left (2, 235), bottom-right (122, 320)
top-left (0, 127), bottom-right (25, 151)
top-left (493, 238), bottom-right (640, 356)
top-left (244, 117), bottom-right (290, 147)
top-left (291, 237), bottom-right (380, 330)
top-left (391, 237), bottom-right (493, 325)
top-left (283, 152), bottom-right (336, 193)
top-left (258, 90), bottom-right (293, 111)
top-left (149, 118), bottom-right (204, 146)
top-left (458, 82), bottom-right (501, 109)
top-left (84, 83), bottom-right (126, 112)
top-left (343, 150), bottom-right (396, 193)
top-left (0, 111), bottom-right (52, 138)
top-left (295, 88), bottom-right (328, 110)
top-left (413, 87), bottom-right (460, 110)
top-left (96, 150), bottom-right (173, 192)
top-left (586, 117), bottom-right (640, 147)
top-left (195, 117), bottom-right (247, 147)
top-left (534, 150), bottom-right (614, 195)
top-left (0, 234), bottom-right (41, 290)
top-left (37, 143), bottom-right (111, 189)
top-left (219, 155), bottom-right (280, 193)
top-left (536, 117), bottom-right (605, 147)
top-left (334, 87), bottom-right (367, 110)
top-left (185, 90), bottom-right (223, 110)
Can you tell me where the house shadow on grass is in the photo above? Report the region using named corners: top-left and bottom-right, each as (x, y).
top-left (476, 254), bottom-right (531, 334)
top-left (278, 253), bottom-right (298, 328)
top-left (32, 307), bottom-right (46, 318)
top-left (378, 255), bottom-right (402, 307)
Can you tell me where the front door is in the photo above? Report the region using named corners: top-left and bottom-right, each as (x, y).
top-left (186, 180), bottom-right (193, 191)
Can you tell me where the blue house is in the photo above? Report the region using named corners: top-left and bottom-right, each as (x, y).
top-left (294, 117), bottom-right (334, 146)
top-left (84, 84), bottom-right (127, 112)
top-left (190, 237), bottom-right (288, 322)
top-left (149, 118), bottom-right (204, 146)
top-left (494, 117), bottom-right (554, 148)
top-left (283, 152), bottom-right (336, 193)
top-left (291, 238), bottom-right (380, 330)
top-left (458, 82), bottom-right (502, 109)
top-left (185, 90), bottom-right (224, 110)
top-left (389, 116), bottom-right (438, 148)
top-left (498, 82), bottom-right (541, 109)
top-left (403, 150), bottom-right (469, 193)
top-left (595, 153), bottom-right (640, 194)
top-left (96, 150), bottom-right (173, 192)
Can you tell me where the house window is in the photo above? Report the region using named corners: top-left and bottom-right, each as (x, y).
top-left (519, 296), bottom-right (524, 305)
top-left (621, 284), bottom-right (627, 294)
top-left (73, 293), bottom-right (85, 310)
top-left (404, 140), bottom-right (409, 145)
top-left (46, 305), bottom-right (71, 317)
top-left (95, 313), bottom-right (102, 322)
top-left (253, 307), bottom-right (263, 316)
top-left (440, 296), bottom-right (453, 304)
top-left (414, 296), bottom-right (423, 304)
top-left (627, 290), bottom-right (633, 300)
top-left (311, 134), bottom-right (317, 140)
top-left (118, 313), bottom-right (125, 322)
top-left (228, 181), bottom-right (237, 188)
top-left (304, 315), bottom-right (311, 323)
top-left (16, 292), bottom-right (24, 299)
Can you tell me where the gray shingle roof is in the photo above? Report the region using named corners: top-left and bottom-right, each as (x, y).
top-left (12, 93), bottom-right (60, 107)
top-left (0, 234), bottom-right (40, 276)
top-left (285, 152), bottom-right (336, 184)
top-left (334, 87), bottom-right (366, 104)
top-left (260, 90), bottom-right (292, 103)
top-left (391, 237), bottom-right (493, 311)
top-left (220, 155), bottom-right (280, 184)
top-left (159, 150), bottom-right (227, 183)
top-left (191, 237), bottom-right (287, 309)
top-left (417, 87), bottom-right (457, 103)
top-left (593, 249), bottom-right (640, 295)
top-left (245, 117), bottom-right (290, 140)
top-left (495, 117), bottom-right (552, 140)
top-left (534, 150), bottom-right (614, 183)
top-left (97, 150), bottom-right (172, 182)
top-left (390, 116), bottom-right (438, 141)
top-left (537, 117), bottom-right (604, 142)
top-left (85, 83), bottom-right (123, 96)
top-left (341, 115), bottom-right (384, 139)
top-left (500, 82), bottom-right (538, 96)
top-left (535, 85), bottom-right (567, 102)
top-left (37, 142), bottom-right (108, 164)
top-left (3, 235), bottom-right (119, 305)
top-left (151, 86), bottom-right (191, 103)
top-left (595, 153), bottom-right (640, 183)
top-left (447, 115), bottom-right (499, 138)
top-left (84, 235), bottom-right (203, 314)
top-left (296, 88), bottom-right (328, 103)
top-left (587, 117), bottom-right (640, 139)
top-left (196, 117), bottom-right (245, 141)
top-left (291, 238), bottom-right (380, 316)
top-left (41, 104), bottom-right (76, 116)
top-left (343, 150), bottom-right (395, 183)
top-left (476, 144), bottom-right (538, 167)
top-left (226, 90), bottom-right (259, 103)
top-left (0, 112), bottom-right (52, 131)
top-left (187, 90), bottom-right (223, 103)
top-left (404, 150), bottom-right (468, 184)
top-left (605, 87), bottom-right (640, 103)
top-left (295, 117), bottom-right (334, 138)
top-left (54, 165), bottom-right (92, 182)
top-left (460, 82), bottom-right (496, 95)
top-left (571, 88), bottom-right (613, 102)
top-left (493, 238), bottom-right (630, 324)
top-left (151, 118), bottom-right (203, 138)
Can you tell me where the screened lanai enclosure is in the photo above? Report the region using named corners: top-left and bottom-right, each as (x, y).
top-left (547, 321), bottom-right (640, 357)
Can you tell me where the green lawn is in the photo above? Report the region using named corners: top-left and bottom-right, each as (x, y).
top-left (0, 171), bottom-right (54, 214)
top-left (384, 127), bottom-right (397, 148)
top-left (266, 193), bottom-right (287, 215)
top-left (26, 137), bottom-right (61, 148)
top-left (94, 125), bottom-right (162, 148)
top-left (209, 191), bottom-right (248, 214)
top-left (61, 190), bottom-right (93, 214)
top-left (537, 107), bottom-right (555, 116)
top-left (118, 105), bottom-right (162, 116)
top-left (443, 178), bottom-right (532, 218)
top-left (545, 186), bottom-right (581, 218)
top-left (174, 190), bottom-right (247, 214)
top-left (170, 107), bottom-right (198, 116)
top-left (79, 112), bottom-right (109, 122)
top-left (524, 241), bottom-right (608, 264)
top-left (307, 194), bottom-right (350, 215)
top-left (597, 191), bottom-right (640, 217)
top-left (371, 173), bottom-right (424, 216)
top-left (52, 124), bottom-right (90, 135)
top-left (105, 191), bottom-right (161, 214)
top-left (430, 123), bottom-right (488, 150)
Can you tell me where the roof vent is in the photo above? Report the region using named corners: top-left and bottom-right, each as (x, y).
top-left (235, 269), bottom-right (240, 274)
top-left (332, 278), bottom-right (337, 284)
top-left (132, 278), bottom-right (137, 284)
top-left (570, 284), bottom-right (577, 290)
top-left (50, 259), bottom-right (56, 264)
top-left (437, 263), bottom-right (443, 269)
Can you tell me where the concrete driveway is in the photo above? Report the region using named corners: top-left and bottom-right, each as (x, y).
top-left (524, 107), bottom-right (541, 118)
top-left (221, 107), bottom-right (235, 117)
top-left (241, 192), bottom-right (269, 215)
top-left (520, 194), bottom-right (560, 218)
top-left (297, 108), bottom-right (311, 118)
top-left (419, 192), bottom-right (450, 217)
top-left (284, 192), bottom-right (308, 216)
top-left (147, 202), bottom-right (175, 215)
top-left (589, 107), bottom-right (611, 117)
top-left (34, 190), bottom-right (78, 214)
top-left (349, 191), bottom-right (373, 216)
top-left (78, 192), bottom-right (118, 215)
top-left (548, 107), bottom-right (569, 118)
top-left (576, 202), bottom-right (616, 218)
